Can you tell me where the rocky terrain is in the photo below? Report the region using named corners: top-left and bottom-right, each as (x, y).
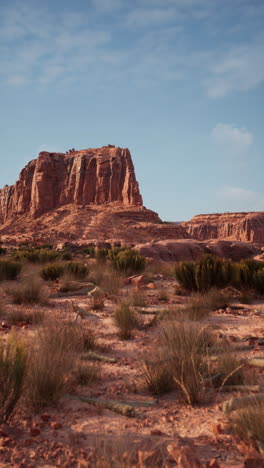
top-left (1, 253), bottom-right (264, 467)
top-left (183, 212), bottom-right (264, 244)
top-left (1, 146), bottom-right (264, 257)
top-left (0, 146), bottom-right (188, 245)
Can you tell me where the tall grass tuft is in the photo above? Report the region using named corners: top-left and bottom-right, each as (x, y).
top-left (230, 403), bottom-right (264, 443)
top-left (0, 330), bottom-right (27, 422)
top-left (25, 321), bottom-right (84, 408)
top-left (114, 303), bottom-right (139, 340)
top-left (6, 278), bottom-right (49, 305)
top-left (161, 320), bottom-right (214, 404)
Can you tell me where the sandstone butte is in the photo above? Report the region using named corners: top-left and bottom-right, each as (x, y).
top-left (183, 212), bottom-right (264, 245)
top-left (0, 145), bottom-right (188, 245)
top-left (0, 145), bottom-right (264, 250)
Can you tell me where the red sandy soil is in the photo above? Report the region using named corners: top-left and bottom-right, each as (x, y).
top-left (1, 272), bottom-right (264, 467)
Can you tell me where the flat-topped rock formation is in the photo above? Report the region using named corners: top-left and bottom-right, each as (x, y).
top-left (182, 212), bottom-right (264, 244)
top-left (0, 146), bottom-right (189, 244)
top-left (0, 146), bottom-right (142, 222)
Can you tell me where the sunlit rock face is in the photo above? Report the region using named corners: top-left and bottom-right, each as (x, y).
top-left (0, 146), bottom-right (143, 221)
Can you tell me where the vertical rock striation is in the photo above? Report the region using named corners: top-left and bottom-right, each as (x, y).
top-left (0, 146), bottom-right (143, 222)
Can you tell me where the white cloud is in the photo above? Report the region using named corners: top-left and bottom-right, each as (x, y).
top-left (0, 4), bottom-right (111, 87)
top-left (206, 38), bottom-right (264, 98)
top-left (219, 186), bottom-right (264, 211)
top-left (0, 0), bottom-right (263, 99)
top-left (211, 123), bottom-right (253, 154)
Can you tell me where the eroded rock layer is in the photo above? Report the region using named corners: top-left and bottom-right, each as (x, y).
top-left (183, 212), bottom-right (264, 244)
top-left (0, 146), bottom-right (142, 222)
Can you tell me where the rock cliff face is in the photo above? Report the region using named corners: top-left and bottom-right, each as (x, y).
top-left (183, 212), bottom-right (264, 244)
top-left (0, 146), bottom-right (142, 222)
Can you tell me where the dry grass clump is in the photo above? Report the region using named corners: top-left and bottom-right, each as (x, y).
top-left (130, 290), bottom-right (146, 307)
top-left (114, 303), bottom-right (139, 340)
top-left (59, 272), bottom-right (82, 293)
top-left (6, 277), bottom-right (49, 305)
top-left (229, 404), bottom-right (264, 443)
top-left (179, 289), bottom-right (228, 321)
top-left (90, 264), bottom-right (122, 297)
top-left (162, 320), bottom-right (214, 404)
top-left (7, 308), bottom-right (45, 325)
top-left (81, 328), bottom-right (96, 351)
top-left (25, 321), bottom-right (85, 408)
top-left (143, 352), bottom-right (174, 395)
top-left (142, 320), bottom-right (215, 404)
top-left (0, 330), bottom-right (27, 422)
top-left (145, 261), bottom-right (175, 279)
top-left (217, 352), bottom-right (245, 387)
top-left (74, 362), bottom-right (99, 386)
top-left (91, 295), bottom-right (105, 310)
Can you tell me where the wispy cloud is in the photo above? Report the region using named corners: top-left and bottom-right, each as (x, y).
top-left (211, 123), bottom-right (253, 155)
top-left (0, 3), bottom-right (111, 87)
top-left (206, 37), bottom-right (264, 97)
top-left (0, 0), bottom-right (264, 99)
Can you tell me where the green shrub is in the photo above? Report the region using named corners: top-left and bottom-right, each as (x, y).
top-left (13, 248), bottom-right (59, 264)
top-left (194, 254), bottom-right (227, 292)
top-left (96, 247), bottom-right (109, 263)
top-left (110, 249), bottom-right (146, 275)
top-left (114, 303), bottom-right (138, 340)
top-left (79, 247), bottom-right (96, 258)
top-left (61, 251), bottom-right (72, 261)
top-left (0, 330), bottom-right (27, 422)
top-left (242, 259), bottom-right (264, 272)
top-left (0, 260), bottom-right (22, 281)
top-left (175, 261), bottom-right (197, 291)
top-left (231, 263), bottom-right (251, 289)
top-left (64, 261), bottom-right (88, 279)
top-left (41, 263), bottom-right (64, 281)
top-left (253, 268), bottom-right (264, 294)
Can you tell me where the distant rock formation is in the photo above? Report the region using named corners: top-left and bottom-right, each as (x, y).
top-left (134, 239), bottom-right (261, 262)
top-left (182, 212), bottom-right (264, 244)
top-left (0, 146), bottom-right (142, 222)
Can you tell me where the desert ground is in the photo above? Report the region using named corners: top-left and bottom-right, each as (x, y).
top-left (0, 246), bottom-right (264, 468)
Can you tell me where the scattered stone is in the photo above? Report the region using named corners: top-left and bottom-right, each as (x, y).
top-left (30, 428), bottom-right (40, 437)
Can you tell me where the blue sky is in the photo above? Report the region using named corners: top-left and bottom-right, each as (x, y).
top-left (0, 0), bottom-right (263, 221)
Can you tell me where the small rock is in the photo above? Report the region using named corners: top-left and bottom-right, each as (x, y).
top-left (40, 414), bottom-right (50, 422)
top-left (207, 459), bottom-right (220, 468)
top-left (50, 422), bottom-right (63, 430)
top-left (212, 424), bottom-right (222, 435)
top-left (30, 428), bottom-right (40, 437)
top-left (150, 429), bottom-right (165, 436)
top-left (129, 275), bottom-right (145, 289)
top-left (146, 282), bottom-right (156, 289)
